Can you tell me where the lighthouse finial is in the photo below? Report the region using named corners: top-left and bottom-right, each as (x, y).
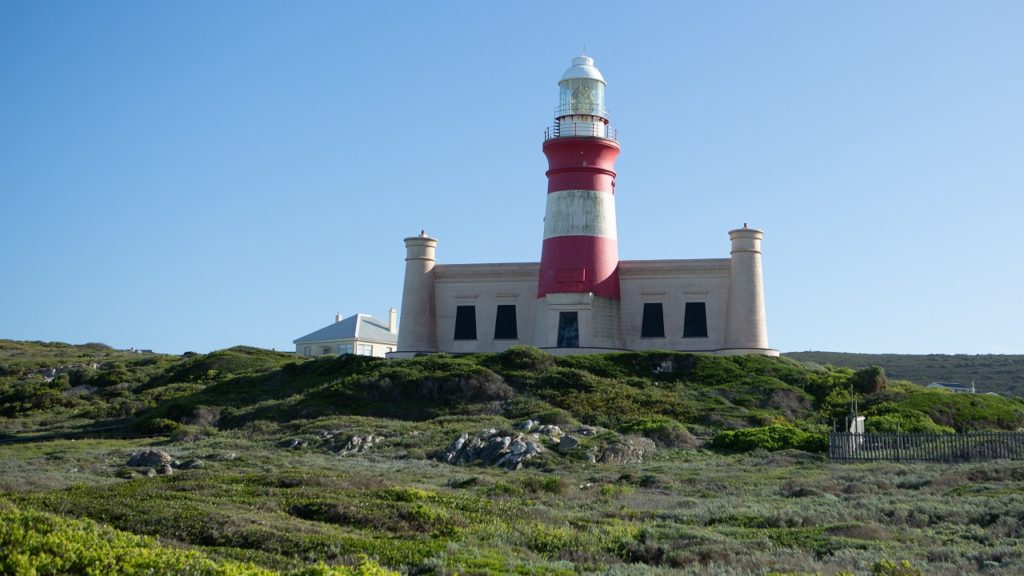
top-left (581, 43), bottom-right (586, 56)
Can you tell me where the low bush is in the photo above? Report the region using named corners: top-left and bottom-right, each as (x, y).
top-left (620, 416), bottom-right (698, 449)
top-left (864, 412), bottom-right (955, 434)
top-left (0, 499), bottom-right (398, 575)
top-left (710, 424), bottom-right (827, 453)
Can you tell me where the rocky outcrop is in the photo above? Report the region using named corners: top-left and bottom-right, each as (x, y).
top-left (441, 430), bottom-right (544, 470)
top-left (335, 434), bottom-right (379, 456)
top-left (598, 436), bottom-right (656, 464)
top-left (441, 425), bottom-right (654, 469)
top-left (127, 450), bottom-right (172, 467)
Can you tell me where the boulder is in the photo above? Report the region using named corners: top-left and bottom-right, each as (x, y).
top-left (536, 425), bottom-right (562, 437)
top-left (127, 450), bottom-right (172, 468)
top-left (558, 435), bottom-right (580, 451)
top-left (177, 458), bottom-right (205, 470)
top-left (441, 430), bottom-right (544, 470)
top-left (155, 463), bottom-right (174, 475)
top-left (517, 419), bottom-right (536, 431)
top-left (337, 434), bottom-right (380, 456)
top-left (599, 436), bottom-right (656, 465)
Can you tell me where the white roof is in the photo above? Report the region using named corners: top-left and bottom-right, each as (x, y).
top-left (293, 313), bottom-right (397, 345)
top-left (560, 55), bottom-right (605, 84)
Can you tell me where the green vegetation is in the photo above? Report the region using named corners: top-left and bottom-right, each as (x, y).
top-left (2, 340), bottom-right (1024, 574)
top-left (786, 351), bottom-right (1024, 397)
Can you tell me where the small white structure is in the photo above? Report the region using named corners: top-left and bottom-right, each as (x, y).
top-left (294, 310), bottom-right (397, 358)
top-left (927, 381), bottom-right (976, 394)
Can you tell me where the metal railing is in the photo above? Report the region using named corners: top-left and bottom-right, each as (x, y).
top-left (829, 431), bottom-right (1024, 462)
top-left (554, 104), bottom-right (609, 119)
top-left (544, 123), bottom-right (618, 141)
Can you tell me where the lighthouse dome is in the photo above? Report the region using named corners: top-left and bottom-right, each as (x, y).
top-left (559, 55), bottom-right (605, 84)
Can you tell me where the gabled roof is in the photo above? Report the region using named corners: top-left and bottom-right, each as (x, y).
top-left (293, 314), bottom-right (397, 345)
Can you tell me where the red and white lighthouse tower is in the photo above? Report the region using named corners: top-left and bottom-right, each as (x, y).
top-left (536, 55), bottom-right (623, 349)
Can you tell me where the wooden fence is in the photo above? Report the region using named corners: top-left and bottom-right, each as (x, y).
top-left (829, 431), bottom-right (1024, 462)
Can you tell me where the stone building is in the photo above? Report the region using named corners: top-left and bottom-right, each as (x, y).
top-left (392, 56), bottom-right (776, 357)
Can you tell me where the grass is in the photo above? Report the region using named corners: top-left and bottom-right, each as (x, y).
top-left (1, 341), bottom-right (1024, 574)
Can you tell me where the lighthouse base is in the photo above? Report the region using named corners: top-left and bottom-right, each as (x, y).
top-left (533, 292), bottom-right (623, 350)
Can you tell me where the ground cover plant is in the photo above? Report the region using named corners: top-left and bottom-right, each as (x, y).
top-left (2, 340), bottom-right (1024, 575)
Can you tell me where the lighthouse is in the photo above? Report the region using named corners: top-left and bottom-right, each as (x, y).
top-left (390, 54), bottom-right (777, 359)
top-left (535, 55), bottom-right (623, 350)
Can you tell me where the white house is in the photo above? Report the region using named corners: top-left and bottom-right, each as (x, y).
top-left (294, 310), bottom-right (398, 358)
top-left (927, 381), bottom-right (976, 394)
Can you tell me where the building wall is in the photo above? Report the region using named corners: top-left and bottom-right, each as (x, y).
top-left (432, 262), bottom-right (539, 354)
top-left (619, 259), bottom-right (731, 351)
top-left (295, 339), bottom-right (395, 358)
top-left (421, 258), bottom-right (734, 354)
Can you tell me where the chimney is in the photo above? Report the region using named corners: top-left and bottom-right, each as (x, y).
top-left (335, 312), bottom-right (343, 323)
top-left (389, 307), bottom-right (398, 333)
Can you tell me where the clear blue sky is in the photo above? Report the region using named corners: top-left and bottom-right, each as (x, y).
top-left (2, 2), bottom-right (1022, 355)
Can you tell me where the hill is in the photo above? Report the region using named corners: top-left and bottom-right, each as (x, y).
top-left (785, 351), bottom-right (1024, 397)
top-left (2, 340), bottom-right (1024, 575)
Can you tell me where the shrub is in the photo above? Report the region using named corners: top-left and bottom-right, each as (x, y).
top-left (710, 424), bottom-right (827, 453)
top-left (872, 559), bottom-right (925, 576)
top-left (0, 499), bottom-right (401, 575)
top-left (865, 412), bottom-right (955, 434)
top-left (854, 366), bottom-right (888, 394)
top-left (536, 409), bottom-right (574, 426)
top-left (620, 416), bottom-right (698, 449)
top-left (522, 476), bottom-right (570, 496)
top-left (484, 346), bottom-right (555, 373)
top-left (142, 418), bottom-right (182, 435)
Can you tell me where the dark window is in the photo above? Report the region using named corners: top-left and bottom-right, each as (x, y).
top-left (683, 302), bottom-right (708, 338)
top-left (641, 303), bottom-right (665, 338)
top-left (454, 305), bottom-right (477, 340)
top-left (557, 312), bottom-right (579, 348)
top-left (494, 305), bottom-right (518, 339)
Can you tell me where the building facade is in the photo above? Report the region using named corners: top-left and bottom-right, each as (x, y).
top-left (392, 56), bottom-right (776, 358)
top-left (294, 310), bottom-right (398, 358)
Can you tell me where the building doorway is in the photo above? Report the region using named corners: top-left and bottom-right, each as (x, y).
top-left (557, 311), bottom-right (579, 348)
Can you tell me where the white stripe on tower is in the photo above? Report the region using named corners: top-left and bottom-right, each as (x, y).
top-left (543, 190), bottom-right (618, 240)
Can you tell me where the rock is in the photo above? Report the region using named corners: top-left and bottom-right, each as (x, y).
top-left (337, 434), bottom-right (380, 456)
top-left (143, 467), bottom-right (157, 477)
top-left (118, 469), bottom-right (138, 480)
top-left (578, 425), bottom-right (599, 436)
top-left (177, 458), bottom-right (205, 470)
top-left (517, 419), bottom-right (536, 431)
top-left (281, 438), bottom-right (308, 450)
top-left (208, 452), bottom-right (237, 461)
top-left (441, 431), bottom-right (544, 470)
top-left (599, 436), bottom-right (656, 465)
top-left (127, 450), bottom-right (172, 467)
top-left (536, 425), bottom-right (562, 437)
top-left (156, 463), bottom-right (173, 475)
top-left (558, 435), bottom-right (580, 451)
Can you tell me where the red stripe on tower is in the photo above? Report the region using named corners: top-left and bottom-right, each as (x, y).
top-left (538, 55), bottom-right (621, 299)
